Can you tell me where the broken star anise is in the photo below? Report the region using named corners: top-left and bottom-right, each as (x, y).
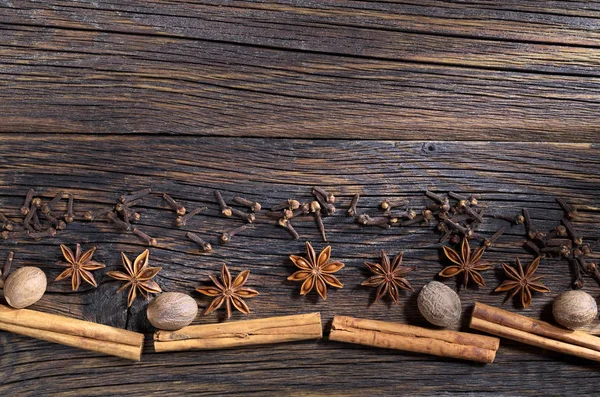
top-left (56, 244), bottom-right (105, 291)
top-left (107, 249), bottom-right (162, 307)
top-left (195, 263), bottom-right (259, 319)
top-left (288, 241), bottom-right (344, 300)
top-left (362, 250), bottom-right (414, 305)
top-left (439, 237), bottom-right (491, 289)
top-left (495, 256), bottom-right (550, 308)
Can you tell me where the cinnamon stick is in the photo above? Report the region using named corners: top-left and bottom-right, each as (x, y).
top-left (470, 317), bottom-right (600, 363)
top-left (471, 302), bottom-right (600, 353)
top-left (154, 312), bottom-right (322, 353)
top-left (329, 315), bottom-right (499, 364)
top-left (0, 304), bottom-right (144, 360)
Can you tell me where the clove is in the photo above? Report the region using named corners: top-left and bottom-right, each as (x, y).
top-left (346, 194), bottom-right (361, 217)
top-left (120, 188), bottom-right (151, 204)
top-left (0, 210), bottom-right (14, 231)
top-left (230, 208), bottom-right (256, 223)
top-left (556, 197), bottom-right (577, 219)
top-left (1, 231), bottom-right (22, 240)
top-left (310, 201), bottom-right (327, 241)
top-left (64, 194), bottom-right (75, 223)
top-left (561, 218), bottom-right (583, 246)
top-left (176, 206), bottom-right (208, 227)
top-left (425, 190), bottom-right (444, 204)
top-left (278, 218), bottom-right (299, 240)
top-left (380, 198), bottom-right (409, 211)
top-left (356, 214), bottom-right (391, 229)
top-left (232, 196), bottom-right (261, 213)
top-left (22, 202), bottom-right (37, 230)
top-left (271, 199), bottom-right (300, 212)
top-left (292, 203), bottom-right (310, 218)
top-left (220, 224), bottom-right (250, 244)
top-left (522, 209), bottom-right (537, 239)
top-left (133, 228), bottom-right (157, 246)
top-left (483, 226), bottom-right (506, 247)
top-left (83, 208), bottom-right (111, 221)
top-left (312, 187), bottom-right (336, 215)
top-left (214, 190), bottom-right (231, 217)
top-left (20, 189), bottom-right (35, 215)
top-left (566, 255), bottom-right (584, 289)
top-left (186, 232), bottom-right (212, 252)
top-left (524, 241), bottom-right (541, 256)
top-left (41, 191), bottom-right (65, 214)
top-left (27, 228), bottom-right (56, 239)
top-left (493, 214), bottom-right (525, 225)
top-left (384, 209), bottom-right (416, 221)
top-left (443, 219), bottom-right (473, 237)
top-left (40, 212), bottom-right (67, 230)
top-left (107, 211), bottom-right (131, 231)
top-left (458, 200), bottom-right (484, 222)
top-left (31, 210), bottom-right (42, 231)
top-left (164, 193), bottom-right (186, 216)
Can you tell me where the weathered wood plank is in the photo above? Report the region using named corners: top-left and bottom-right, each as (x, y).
top-left (0, 136), bottom-right (599, 395)
top-left (2, 24), bottom-right (600, 140)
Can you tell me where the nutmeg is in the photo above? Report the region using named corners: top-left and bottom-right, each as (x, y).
top-left (3, 267), bottom-right (47, 309)
top-left (553, 290), bottom-right (597, 329)
top-left (418, 281), bottom-right (461, 327)
top-left (147, 292), bottom-right (198, 331)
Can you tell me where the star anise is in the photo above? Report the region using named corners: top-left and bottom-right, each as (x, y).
top-left (439, 237), bottom-right (491, 289)
top-left (106, 249), bottom-right (162, 307)
top-left (288, 241), bottom-right (344, 300)
top-left (56, 244), bottom-right (105, 291)
top-left (195, 263), bottom-right (259, 319)
top-left (362, 250), bottom-right (414, 304)
top-left (495, 256), bottom-right (550, 308)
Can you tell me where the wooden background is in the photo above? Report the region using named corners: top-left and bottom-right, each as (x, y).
top-left (1, 1), bottom-right (600, 396)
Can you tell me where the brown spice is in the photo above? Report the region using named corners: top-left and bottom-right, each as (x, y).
top-left (439, 237), bottom-right (491, 289)
top-left (186, 232), bottom-right (212, 252)
top-left (232, 196), bottom-right (261, 212)
top-left (55, 244), bottom-right (106, 291)
top-left (288, 241), bottom-right (344, 300)
top-left (495, 257), bottom-right (550, 308)
top-left (362, 250), bottom-right (414, 304)
top-left (20, 189), bottom-right (35, 215)
top-left (175, 206), bottom-right (208, 227)
top-left (163, 193), bottom-right (186, 216)
top-left (107, 249), bottom-right (162, 307)
top-left (195, 263), bottom-right (259, 319)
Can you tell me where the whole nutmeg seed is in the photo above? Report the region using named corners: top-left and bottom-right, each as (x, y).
top-left (418, 281), bottom-right (461, 327)
top-left (553, 290), bottom-right (597, 329)
top-left (147, 292), bottom-right (198, 331)
top-left (3, 267), bottom-right (47, 309)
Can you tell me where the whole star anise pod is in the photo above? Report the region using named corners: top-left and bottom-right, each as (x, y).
top-left (288, 241), bottom-right (344, 300)
top-left (195, 263), bottom-right (259, 319)
top-left (439, 237), bottom-right (491, 289)
top-left (495, 256), bottom-right (550, 308)
top-left (107, 249), bottom-right (162, 307)
top-left (362, 250), bottom-right (414, 304)
top-left (56, 244), bottom-right (105, 291)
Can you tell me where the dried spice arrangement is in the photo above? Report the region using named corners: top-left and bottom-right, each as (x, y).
top-left (0, 186), bottom-right (599, 366)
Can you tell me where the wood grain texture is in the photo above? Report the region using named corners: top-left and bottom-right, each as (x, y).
top-left (0, 136), bottom-right (599, 396)
top-left (2, 1), bottom-right (600, 139)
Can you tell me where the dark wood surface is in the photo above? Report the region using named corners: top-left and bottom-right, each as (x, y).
top-left (1, 2), bottom-right (600, 396)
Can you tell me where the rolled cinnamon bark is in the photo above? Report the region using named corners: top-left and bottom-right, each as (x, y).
top-left (154, 312), bottom-right (322, 352)
top-left (0, 304), bottom-right (144, 360)
top-left (470, 316), bottom-right (600, 363)
top-left (472, 302), bottom-right (600, 352)
top-left (329, 315), bottom-right (498, 364)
